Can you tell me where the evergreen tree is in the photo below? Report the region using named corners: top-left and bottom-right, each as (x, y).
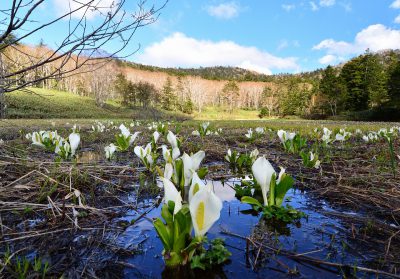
top-left (161, 77), bottom-right (177, 111)
top-left (135, 81), bottom-right (158, 107)
top-left (340, 56), bottom-right (369, 111)
top-left (319, 66), bottom-right (346, 115)
top-left (114, 74), bottom-right (131, 106)
top-left (388, 60), bottom-right (400, 106)
top-left (364, 53), bottom-right (388, 107)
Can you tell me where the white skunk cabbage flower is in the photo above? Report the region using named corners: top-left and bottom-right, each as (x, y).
top-left (167, 131), bottom-right (180, 159)
top-left (277, 130), bottom-right (295, 143)
top-left (192, 130), bottom-right (200, 136)
top-left (69, 133), bottom-right (80, 156)
top-left (255, 127), bottom-right (265, 134)
top-left (164, 163), bottom-right (173, 180)
top-left (105, 143), bottom-right (117, 159)
top-left (31, 132), bottom-right (44, 147)
top-left (181, 151), bottom-right (205, 186)
top-left (153, 131), bottom-right (160, 143)
top-left (309, 152), bottom-right (321, 169)
top-left (161, 178), bottom-right (182, 215)
top-left (202, 122), bottom-right (210, 131)
top-left (245, 128), bottom-right (253, 138)
top-left (188, 172), bottom-right (206, 203)
top-left (119, 124), bottom-right (130, 138)
top-left (189, 184), bottom-right (222, 237)
top-left (134, 143), bottom-right (152, 161)
top-left (250, 149), bottom-right (259, 161)
top-left (252, 156), bottom-right (276, 206)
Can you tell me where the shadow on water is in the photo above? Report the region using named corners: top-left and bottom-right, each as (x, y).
top-left (111, 177), bottom-right (385, 279)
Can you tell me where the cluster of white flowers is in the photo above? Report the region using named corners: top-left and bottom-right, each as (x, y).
top-left (321, 127), bottom-right (333, 144)
top-left (309, 151), bottom-right (321, 169)
top-left (92, 120), bottom-right (106, 133)
top-left (277, 129), bottom-right (296, 144)
top-left (192, 122), bottom-right (221, 137)
top-left (255, 127), bottom-right (265, 134)
top-left (25, 130), bottom-right (80, 159)
top-left (362, 132), bottom-right (379, 143)
top-left (335, 129), bottom-right (352, 142)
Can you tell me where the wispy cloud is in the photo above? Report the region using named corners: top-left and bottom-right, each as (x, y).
top-left (277, 40), bottom-right (300, 50)
top-left (319, 0), bottom-right (335, 7)
top-left (137, 32), bottom-right (299, 75)
top-left (53, 0), bottom-right (115, 20)
top-left (309, 1), bottom-right (319, 11)
top-left (282, 4), bottom-right (296, 11)
top-left (206, 2), bottom-right (241, 19)
top-left (390, 0), bottom-right (400, 9)
top-left (318, 54), bottom-right (337, 64)
top-left (313, 24), bottom-right (400, 64)
top-left (340, 2), bottom-right (352, 12)
top-left (395, 15), bottom-right (400, 24)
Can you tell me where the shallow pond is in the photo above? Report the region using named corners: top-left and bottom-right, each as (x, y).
top-left (111, 179), bottom-right (382, 279)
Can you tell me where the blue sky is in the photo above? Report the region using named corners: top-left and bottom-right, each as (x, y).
top-left (7, 0), bottom-right (400, 74)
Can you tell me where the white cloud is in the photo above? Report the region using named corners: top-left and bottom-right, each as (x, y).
top-left (277, 40), bottom-right (289, 50)
top-left (206, 2), bottom-right (240, 19)
top-left (277, 40), bottom-right (300, 50)
top-left (53, 0), bottom-right (115, 20)
top-left (313, 24), bottom-right (400, 61)
top-left (310, 1), bottom-right (319, 11)
top-left (390, 0), bottom-right (400, 9)
top-left (340, 2), bottom-right (352, 12)
top-left (137, 32), bottom-right (299, 75)
top-left (319, 0), bottom-right (335, 7)
top-left (318, 54), bottom-right (337, 64)
top-left (282, 4), bottom-right (296, 11)
top-left (313, 39), bottom-right (355, 56)
top-left (395, 15), bottom-right (400, 24)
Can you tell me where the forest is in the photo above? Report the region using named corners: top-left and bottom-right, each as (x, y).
top-left (2, 42), bottom-right (400, 121)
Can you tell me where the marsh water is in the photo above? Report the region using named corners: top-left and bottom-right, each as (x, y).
top-left (110, 178), bottom-right (384, 279)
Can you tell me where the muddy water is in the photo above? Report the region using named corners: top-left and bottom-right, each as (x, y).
top-left (114, 179), bottom-right (381, 278)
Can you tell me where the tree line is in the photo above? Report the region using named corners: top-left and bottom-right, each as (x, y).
top-left (316, 50), bottom-right (400, 120)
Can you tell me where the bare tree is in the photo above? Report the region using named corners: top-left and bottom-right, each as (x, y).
top-left (0, 0), bottom-right (167, 118)
top-left (262, 85), bottom-right (279, 117)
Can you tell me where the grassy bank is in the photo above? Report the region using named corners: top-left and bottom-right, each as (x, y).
top-left (4, 88), bottom-right (263, 120)
top-left (4, 88), bottom-right (188, 120)
top-left (193, 106), bottom-right (260, 120)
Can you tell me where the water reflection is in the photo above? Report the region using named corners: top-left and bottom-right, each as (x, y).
top-left (119, 180), bottom-right (378, 278)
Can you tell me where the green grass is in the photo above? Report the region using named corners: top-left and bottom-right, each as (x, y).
top-left (4, 88), bottom-right (187, 120)
top-left (193, 107), bottom-right (261, 120)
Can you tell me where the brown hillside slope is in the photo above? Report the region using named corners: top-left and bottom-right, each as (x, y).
top-left (122, 66), bottom-right (279, 108)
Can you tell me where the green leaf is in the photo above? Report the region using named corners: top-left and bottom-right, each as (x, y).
top-left (241, 196), bottom-right (262, 207)
top-left (191, 255), bottom-right (206, 270)
top-left (161, 204), bottom-right (173, 225)
top-left (274, 175), bottom-right (294, 207)
top-left (154, 218), bottom-right (172, 251)
top-left (268, 173), bottom-right (277, 206)
top-left (197, 167), bottom-right (208, 179)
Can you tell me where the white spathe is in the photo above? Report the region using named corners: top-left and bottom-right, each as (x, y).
top-left (252, 156), bottom-right (276, 206)
top-left (188, 172), bottom-right (206, 203)
top-left (105, 143), bottom-right (117, 159)
top-left (69, 133), bottom-right (80, 156)
top-left (161, 177), bottom-right (179, 204)
top-left (119, 124), bottom-right (130, 138)
top-left (181, 151), bottom-right (206, 186)
top-left (189, 184), bottom-right (223, 237)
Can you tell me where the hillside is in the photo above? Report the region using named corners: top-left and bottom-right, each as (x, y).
top-left (119, 60), bottom-right (323, 82)
top-left (4, 88), bottom-right (187, 120)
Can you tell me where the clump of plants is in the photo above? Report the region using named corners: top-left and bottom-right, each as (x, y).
top-left (239, 157), bottom-right (305, 223)
top-left (154, 171), bottom-right (230, 269)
